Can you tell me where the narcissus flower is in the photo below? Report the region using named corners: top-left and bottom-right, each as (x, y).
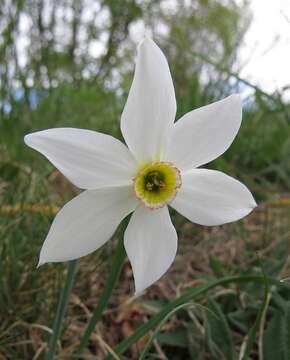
top-left (24, 38), bottom-right (256, 293)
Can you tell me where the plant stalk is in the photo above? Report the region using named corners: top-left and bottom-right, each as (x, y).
top-left (45, 260), bottom-right (78, 360)
top-left (75, 215), bottom-right (130, 356)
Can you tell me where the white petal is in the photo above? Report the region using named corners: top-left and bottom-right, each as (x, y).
top-left (121, 38), bottom-right (176, 163)
top-left (124, 206), bottom-right (177, 294)
top-left (38, 186), bottom-right (137, 264)
top-left (25, 128), bottom-right (137, 189)
top-left (165, 95), bottom-right (242, 170)
top-left (171, 169), bottom-right (256, 226)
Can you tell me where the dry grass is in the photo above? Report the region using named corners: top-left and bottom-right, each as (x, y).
top-left (1, 191), bottom-right (289, 359)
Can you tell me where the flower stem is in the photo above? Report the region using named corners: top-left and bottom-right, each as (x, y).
top-left (75, 215), bottom-right (130, 356)
top-left (45, 260), bottom-right (78, 360)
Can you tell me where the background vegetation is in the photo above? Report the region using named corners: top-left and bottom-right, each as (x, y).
top-left (0, 0), bottom-right (289, 359)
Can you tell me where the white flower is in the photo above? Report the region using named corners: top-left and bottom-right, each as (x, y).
top-left (24, 38), bottom-right (256, 294)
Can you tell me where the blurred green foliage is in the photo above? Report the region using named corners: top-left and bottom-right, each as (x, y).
top-left (1, 0), bottom-right (289, 189)
top-left (0, 0), bottom-right (290, 359)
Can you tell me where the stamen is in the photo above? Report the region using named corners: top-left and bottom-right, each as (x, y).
top-left (133, 162), bottom-right (181, 209)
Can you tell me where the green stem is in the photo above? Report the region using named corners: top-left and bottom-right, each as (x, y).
top-left (75, 215), bottom-right (129, 356)
top-left (104, 275), bottom-right (289, 360)
top-left (45, 260), bottom-right (77, 360)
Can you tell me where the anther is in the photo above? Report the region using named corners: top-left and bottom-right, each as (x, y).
top-left (133, 161), bottom-right (181, 209)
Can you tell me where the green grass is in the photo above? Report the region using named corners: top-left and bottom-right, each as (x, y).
top-left (0, 84), bottom-right (290, 359)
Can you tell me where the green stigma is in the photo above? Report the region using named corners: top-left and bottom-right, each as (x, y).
top-left (133, 162), bottom-right (181, 209)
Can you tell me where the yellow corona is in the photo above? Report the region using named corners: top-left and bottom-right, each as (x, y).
top-left (133, 162), bottom-right (181, 209)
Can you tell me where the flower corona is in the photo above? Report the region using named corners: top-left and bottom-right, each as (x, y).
top-left (133, 162), bottom-right (181, 209)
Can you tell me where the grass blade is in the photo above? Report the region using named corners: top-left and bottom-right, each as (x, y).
top-left (103, 275), bottom-right (288, 360)
top-left (240, 258), bottom-right (269, 360)
top-left (140, 302), bottom-right (195, 360)
top-left (45, 260), bottom-right (78, 360)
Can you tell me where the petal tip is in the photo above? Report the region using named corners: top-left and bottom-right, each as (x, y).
top-left (138, 36), bottom-right (156, 53)
top-left (243, 198), bottom-right (257, 219)
top-left (251, 198), bottom-right (258, 209)
top-left (37, 258), bottom-right (46, 268)
top-left (248, 192), bottom-right (258, 210)
top-left (24, 134), bottom-right (32, 146)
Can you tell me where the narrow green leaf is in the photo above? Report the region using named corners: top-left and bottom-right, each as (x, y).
top-left (45, 260), bottom-right (78, 360)
top-left (157, 329), bottom-right (189, 348)
top-left (281, 301), bottom-right (290, 360)
top-left (263, 310), bottom-right (284, 360)
top-left (206, 298), bottom-right (235, 360)
top-left (139, 302), bottom-right (195, 360)
top-left (264, 301), bottom-right (290, 360)
top-left (104, 275), bottom-right (288, 360)
top-left (240, 260), bottom-right (269, 360)
top-left (228, 310), bottom-right (253, 334)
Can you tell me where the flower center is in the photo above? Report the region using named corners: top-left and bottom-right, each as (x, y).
top-left (133, 162), bottom-right (181, 209)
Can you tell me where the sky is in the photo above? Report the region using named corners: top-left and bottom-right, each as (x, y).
top-left (10, 0), bottom-right (290, 99)
top-left (239, 0), bottom-right (290, 97)
top-left (130, 0), bottom-right (290, 98)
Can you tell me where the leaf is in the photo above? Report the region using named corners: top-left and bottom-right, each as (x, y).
top-left (139, 302), bottom-right (195, 360)
top-left (264, 310), bottom-right (284, 360)
top-left (103, 275), bottom-right (289, 360)
top-left (141, 300), bottom-right (167, 314)
top-left (188, 344), bottom-right (203, 360)
top-left (240, 260), bottom-right (269, 360)
top-left (281, 301), bottom-right (290, 360)
top-left (205, 298), bottom-right (235, 360)
top-left (228, 310), bottom-right (253, 334)
top-left (156, 329), bottom-right (188, 348)
top-left (271, 292), bottom-right (287, 312)
top-left (263, 300), bottom-right (290, 360)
